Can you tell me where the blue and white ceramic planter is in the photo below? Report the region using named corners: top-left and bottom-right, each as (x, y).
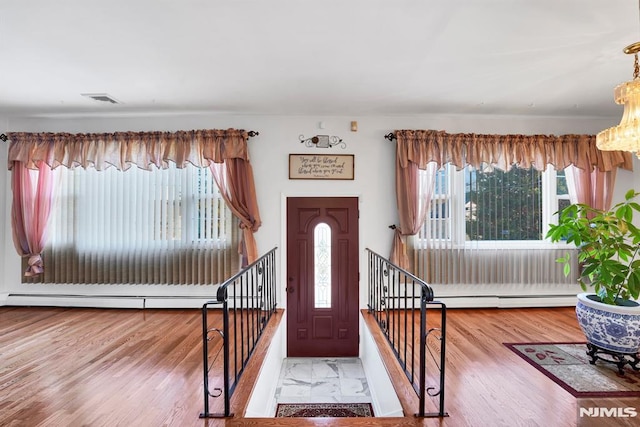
top-left (575, 292), bottom-right (640, 354)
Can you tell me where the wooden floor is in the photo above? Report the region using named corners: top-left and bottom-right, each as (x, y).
top-left (1, 306), bottom-right (639, 427)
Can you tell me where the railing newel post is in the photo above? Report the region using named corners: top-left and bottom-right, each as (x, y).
top-left (418, 287), bottom-right (427, 417)
top-left (200, 303), bottom-right (210, 418)
top-left (222, 297), bottom-right (231, 417)
top-left (439, 303), bottom-right (447, 416)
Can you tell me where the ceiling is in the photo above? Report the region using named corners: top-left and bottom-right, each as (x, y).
top-left (1, 0), bottom-right (639, 119)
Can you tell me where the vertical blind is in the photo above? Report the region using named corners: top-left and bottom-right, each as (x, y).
top-left (26, 163), bottom-right (240, 285)
top-left (410, 164), bottom-right (578, 286)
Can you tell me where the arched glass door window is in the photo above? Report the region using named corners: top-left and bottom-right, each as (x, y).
top-left (314, 222), bottom-right (331, 308)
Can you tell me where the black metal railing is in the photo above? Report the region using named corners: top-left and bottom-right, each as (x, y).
top-left (200, 247), bottom-right (278, 418)
top-left (366, 248), bottom-right (447, 418)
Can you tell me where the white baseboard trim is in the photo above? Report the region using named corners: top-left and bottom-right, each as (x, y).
top-left (6, 294), bottom-right (144, 309)
top-left (497, 296), bottom-right (577, 308)
top-left (3, 293), bottom-right (578, 310)
top-left (143, 298), bottom-right (218, 309)
top-left (433, 295), bottom-right (577, 309)
top-left (2, 294), bottom-right (225, 309)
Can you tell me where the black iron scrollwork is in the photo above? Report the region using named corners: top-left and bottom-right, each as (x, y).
top-left (0, 134), bottom-right (8, 142)
top-left (205, 328), bottom-right (225, 398)
top-left (425, 327), bottom-right (444, 397)
top-left (299, 134), bottom-right (346, 149)
top-left (366, 248), bottom-right (447, 418)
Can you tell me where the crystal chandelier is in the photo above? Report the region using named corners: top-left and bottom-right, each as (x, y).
top-left (596, 40), bottom-right (640, 156)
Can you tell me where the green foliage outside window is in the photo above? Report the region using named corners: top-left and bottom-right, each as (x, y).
top-left (466, 167), bottom-right (542, 241)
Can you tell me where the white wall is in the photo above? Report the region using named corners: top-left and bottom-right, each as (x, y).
top-left (2, 112), bottom-right (636, 308)
top-left (1, 115), bottom-right (8, 304)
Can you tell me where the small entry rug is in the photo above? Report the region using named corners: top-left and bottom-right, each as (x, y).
top-left (275, 403), bottom-right (374, 418)
top-left (504, 342), bottom-right (640, 397)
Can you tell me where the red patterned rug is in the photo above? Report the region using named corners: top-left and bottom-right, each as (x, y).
top-left (505, 342), bottom-right (640, 397)
top-left (275, 403), bottom-right (374, 418)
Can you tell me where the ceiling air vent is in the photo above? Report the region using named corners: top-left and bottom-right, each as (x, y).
top-left (81, 93), bottom-right (121, 104)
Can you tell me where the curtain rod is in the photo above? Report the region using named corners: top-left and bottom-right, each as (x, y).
top-left (384, 132), bottom-right (396, 141)
top-left (0, 131), bottom-right (260, 142)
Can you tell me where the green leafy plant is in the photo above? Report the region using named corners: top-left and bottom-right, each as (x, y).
top-left (546, 189), bottom-right (640, 305)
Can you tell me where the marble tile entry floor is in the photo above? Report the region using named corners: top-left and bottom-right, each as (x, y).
top-left (274, 357), bottom-right (372, 405)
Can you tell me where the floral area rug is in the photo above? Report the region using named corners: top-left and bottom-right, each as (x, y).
top-left (504, 342), bottom-right (640, 397)
top-left (275, 402), bottom-right (374, 418)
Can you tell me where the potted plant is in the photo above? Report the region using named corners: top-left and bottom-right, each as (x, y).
top-left (546, 189), bottom-right (640, 356)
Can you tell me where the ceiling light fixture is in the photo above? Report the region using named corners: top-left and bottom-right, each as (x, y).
top-left (597, 3), bottom-right (640, 156)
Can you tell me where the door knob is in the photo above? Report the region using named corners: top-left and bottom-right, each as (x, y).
top-left (287, 286), bottom-right (295, 293)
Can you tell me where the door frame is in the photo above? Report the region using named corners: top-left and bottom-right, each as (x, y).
top-left (280, 193), bottom-right (363, 352)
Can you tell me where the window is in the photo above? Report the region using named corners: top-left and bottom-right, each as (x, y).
top-left (554, 168), bottom-right (571, 222)
top-left (314, 222), bottom-right (332, 308)
top-left (412, 163), bottom-right (577, 286)
top-left (27, 163), bottom-right (240, 285)
top-left (420, 164), bottom-right (569, 247)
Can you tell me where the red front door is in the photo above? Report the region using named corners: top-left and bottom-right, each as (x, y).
top-left (286, 197), bottom-right (359, 357)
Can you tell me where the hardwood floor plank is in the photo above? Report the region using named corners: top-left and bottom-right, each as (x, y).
top-left (1, 306), bottom-right (639, 426)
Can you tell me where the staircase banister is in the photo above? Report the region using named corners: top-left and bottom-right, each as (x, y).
top-left (216, 246), bottom-right (278, 303)
top-left (365, 247), bottom-right (434, 302)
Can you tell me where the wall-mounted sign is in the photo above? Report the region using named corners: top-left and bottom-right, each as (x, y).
top-left (289, 154), bottom-right (354, 180)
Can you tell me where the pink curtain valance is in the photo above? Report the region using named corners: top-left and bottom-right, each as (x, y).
top-left (395, 129), bottom-right (633, 172)
top-left (7, 128), bottom-right (250, 171)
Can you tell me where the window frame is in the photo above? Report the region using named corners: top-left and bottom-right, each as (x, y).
top-left (421, 163), bottom-right (571, 250)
